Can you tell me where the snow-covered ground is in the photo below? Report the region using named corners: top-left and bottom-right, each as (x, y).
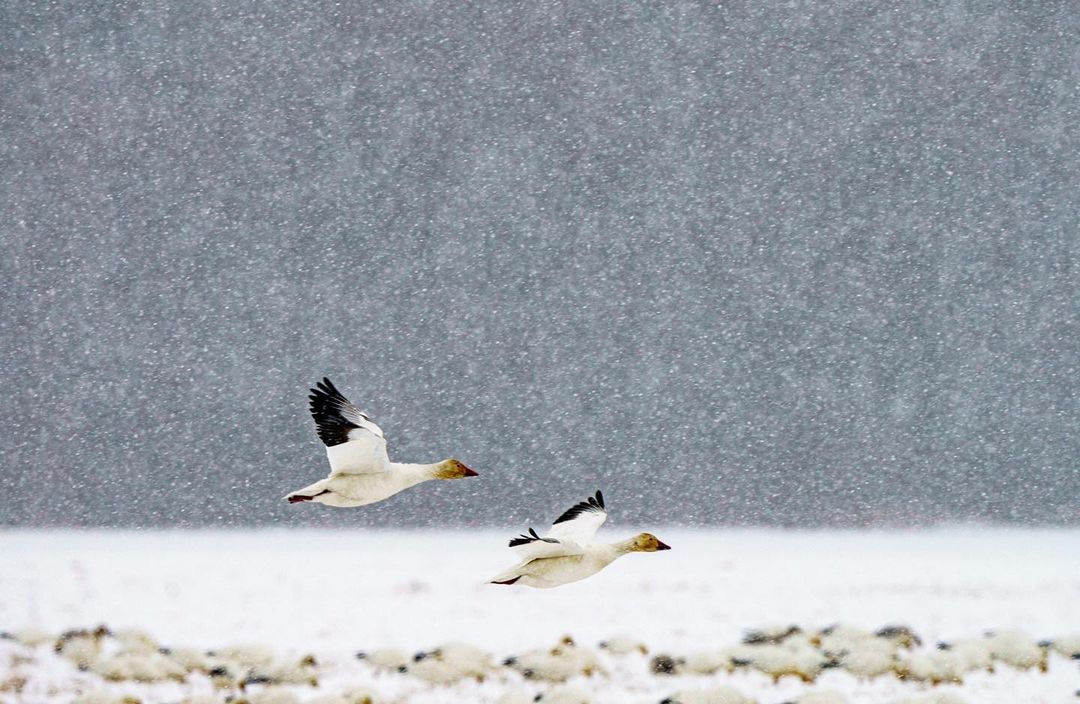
top-left (1, 528), bottom-right (1078, 703)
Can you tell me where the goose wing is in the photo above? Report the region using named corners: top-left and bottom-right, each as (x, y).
top-left (309, 377), bottom-right (390, 475)
top-left (546, 490), bottom-right (608, 543)
top-left (508, 491), bottom-right (608, 559)
top-left (508, 527), bottom-right (581, 559)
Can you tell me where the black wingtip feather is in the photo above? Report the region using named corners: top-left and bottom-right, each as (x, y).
top-left (508, 528), bottom-right (536, 547)
top-left (508, 527), bottom-right (559, 548)
top-left (552, 490), bottom-right (607, 525)
top-left (308, 377), bottom-right (362, 447)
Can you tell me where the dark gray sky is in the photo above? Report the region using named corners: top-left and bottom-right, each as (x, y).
top-left (2, 1), bottom-right (1077, 528)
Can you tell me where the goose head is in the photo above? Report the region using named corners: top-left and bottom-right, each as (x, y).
top-left (629, 533), bottom-right (671, 552)
top-left (434, 459), bottom-right (479, 479)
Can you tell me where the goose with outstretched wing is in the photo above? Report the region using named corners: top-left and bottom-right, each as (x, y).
top-left (285, 378), bottom-right (477, 507)
top-left (490, 491), bottom-right (670, 588)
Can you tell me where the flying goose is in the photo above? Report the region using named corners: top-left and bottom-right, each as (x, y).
top-left (489, 490), bottom-right (670, 588)
top-left (285, 378), bottom-right (477, 507)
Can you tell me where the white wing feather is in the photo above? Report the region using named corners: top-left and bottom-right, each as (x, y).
top-left (510, 536), bottom-right (586, 560)
top-left (545, 491), bottom-right (608, 544)
top-left (309, 378), bottom-right (391, 475)
top-left (546, 510), bottom-right (607, 545)
top-left (325, 428), bottom-right (390, 475)
top-left (506, 491), bottom-right (608, 559)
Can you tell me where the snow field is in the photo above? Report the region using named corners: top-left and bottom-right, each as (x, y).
top-left (1, 528), bottom-right (1077, 703)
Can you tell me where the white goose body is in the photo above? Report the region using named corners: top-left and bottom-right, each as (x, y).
top-left (355, 647), bottom-right (409, 673)
top-left (406, 641), bottom-right (495, 683)
top-left (984, 630), bottom-right (1047, 672)
top-left (598, 634), bottom-right (648, 656)
top-left (504, 637), bottom-right (605, 681)
top-left (490, 491), bottom-right (670, 589)
top-left (681, 648), bottom-right (735, 675)
top-left (660, 686), bottom-right (756, 704)
top-left (288, 462), bottom-right (451, 507)
top-left (285, 378), bottom-right (476, 507)
top-left (496, 542), bottom-right (626, 589)
top-left (1045, 634), bottom-right (1080, 659)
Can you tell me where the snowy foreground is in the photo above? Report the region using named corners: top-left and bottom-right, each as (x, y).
top-left (1, 528), bottom-right (1078, 704)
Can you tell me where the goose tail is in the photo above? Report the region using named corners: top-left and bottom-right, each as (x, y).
top-left (284, 479), bottom-right (330, 504)
top-left (489, 565), bottom-right (525, 585)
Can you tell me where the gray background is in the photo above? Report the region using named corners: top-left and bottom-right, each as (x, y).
top-left (2, 1), bottom-right (1077, 528)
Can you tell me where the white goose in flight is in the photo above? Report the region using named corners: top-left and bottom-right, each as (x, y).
top-left (284, 378), bottom-right (477, 507)
top-left (490, 491), bottom-right (670, 588)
